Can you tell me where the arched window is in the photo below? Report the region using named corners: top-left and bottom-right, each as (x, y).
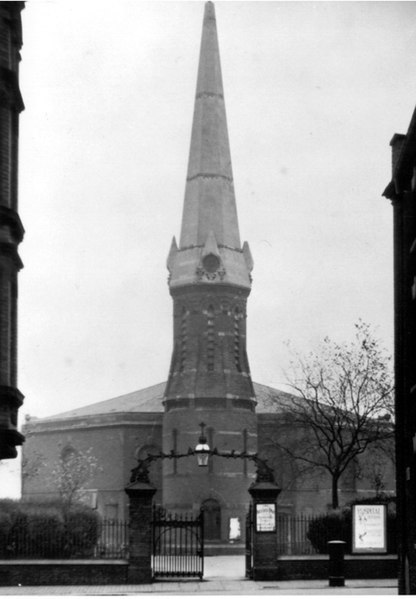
top-left (202, 498), bottom-right (221, 540)
top-left (61, 445), bottom-right (76, 463)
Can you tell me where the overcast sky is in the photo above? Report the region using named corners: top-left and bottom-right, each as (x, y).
top-left (3, 0), bottom-right (415, 495)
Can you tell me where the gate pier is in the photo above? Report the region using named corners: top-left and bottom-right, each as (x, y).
top-left (125, 481), bottom-right (156, 584)
top-left (248, 481), bottom-right (281, 580)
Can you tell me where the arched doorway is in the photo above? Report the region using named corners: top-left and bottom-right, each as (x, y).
top-left (202, 498), bottom-right (221, 540)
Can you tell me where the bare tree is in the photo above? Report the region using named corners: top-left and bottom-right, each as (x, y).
top-left (21, 449), bottom-right (45, 482)
top-left (267, 322), bottom-right (394, 509)
top-left (356, 438), bottom-right (395, 498)
top-left (48, 445), bottom-right (101, 511)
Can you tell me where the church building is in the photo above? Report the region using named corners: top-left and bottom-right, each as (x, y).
top-left (21, 3), bottom-right (392, 545)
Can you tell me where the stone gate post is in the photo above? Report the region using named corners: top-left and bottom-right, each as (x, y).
top-left (125, 481), bottom-right (156, 584)
top-left (248, 481), bottom-right (281, 580)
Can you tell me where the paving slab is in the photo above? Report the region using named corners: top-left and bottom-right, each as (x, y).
top-left (0, 579), bottom-right (398, 595)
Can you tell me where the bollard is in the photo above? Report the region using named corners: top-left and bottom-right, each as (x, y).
top-left (328, 540), bottom-right (346, 587)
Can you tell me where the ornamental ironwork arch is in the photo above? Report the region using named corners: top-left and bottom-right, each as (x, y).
top-left (129, 446), bottom-right (277, 486)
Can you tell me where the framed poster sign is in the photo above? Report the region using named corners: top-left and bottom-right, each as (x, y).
top-left (255, 503), bottom-right (276, 533)
top-left (352, 503), bottom-right (387, 553)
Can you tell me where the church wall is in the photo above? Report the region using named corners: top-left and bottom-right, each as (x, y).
top-left (22, 425), bottom-right (124, 516)
top-left (21, 416), bottom-right (162, 520)
top-left (21, 407), bottom-right (395, 525)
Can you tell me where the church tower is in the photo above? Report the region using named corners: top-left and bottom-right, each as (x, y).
top-left (163, 2), bottom-right (257, 542)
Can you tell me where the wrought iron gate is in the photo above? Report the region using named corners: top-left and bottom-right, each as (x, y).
top-left (152, 507), bottom-right (204, 580)
top-left (245, 503), bottom-right (254, 579)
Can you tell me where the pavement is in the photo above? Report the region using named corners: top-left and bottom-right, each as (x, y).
top-left (0, 556), bottom-right (398, 595)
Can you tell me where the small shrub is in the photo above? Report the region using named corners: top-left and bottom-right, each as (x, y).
top-left (0, 512), bottom-right (12, 558)
top-left (6, 511), bottom-right (29, 557)
top-left (0, 499), bottom-right (101, 558)
top-left (24, 514), bottom-right (64, 558)
top-left (0, 499), bottom-right (21, 517)
top-left (307, 509), bottom-right (351, 553)
top-left (63, 509), bottom-right (101, 557)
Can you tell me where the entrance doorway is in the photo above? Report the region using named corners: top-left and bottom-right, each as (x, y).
top-left (202, 498), bottom-right (221, 540)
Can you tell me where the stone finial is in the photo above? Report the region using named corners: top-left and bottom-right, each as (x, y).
top-left (167, 236), bottom-right (178, 273)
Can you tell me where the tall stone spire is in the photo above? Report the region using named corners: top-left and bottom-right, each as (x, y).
top-left (167, 1), bottom-right (253, 290)
top-left (165, 0), bottom-right (255, 403)
top-left (181, 0), bottom-right (237, 249)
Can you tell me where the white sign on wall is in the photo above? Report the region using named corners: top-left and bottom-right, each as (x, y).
top-left (255, 503), bottom-right (276, 533)
top-left (352, 504), bottom-right (387, 554)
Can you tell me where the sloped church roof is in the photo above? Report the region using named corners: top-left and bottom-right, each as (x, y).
top-left (32, 381), bottom-right (295, 423)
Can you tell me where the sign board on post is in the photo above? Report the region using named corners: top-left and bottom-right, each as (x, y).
top-left (255, 503), bottom-right (276, 533)
top-left (352, 503), bottom-right (387, 554)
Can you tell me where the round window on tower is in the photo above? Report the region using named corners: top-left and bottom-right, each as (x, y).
top-left (202, 253), bottom-right (220, 273)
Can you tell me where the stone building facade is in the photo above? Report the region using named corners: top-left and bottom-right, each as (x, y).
top-left (0, 2), bottom-right (25, 460)
top-left (21, 2), bottom-right (394, 545)
top-left (383, 108), bottom-right (416, 592)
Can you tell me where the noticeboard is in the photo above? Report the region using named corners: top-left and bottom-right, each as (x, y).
top-left (352, 503), bottom-right (387, 554)
top-left (255, 503), bottom-right (276, 533)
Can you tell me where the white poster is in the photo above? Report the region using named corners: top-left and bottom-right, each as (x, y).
top-left (352, 504), bottom-right (387, 553)
top-left (255, 503), bottom-right (276, 532)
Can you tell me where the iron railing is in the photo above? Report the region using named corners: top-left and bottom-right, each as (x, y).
top-left (2, 511), bottom-right (390, 559)
top-left (1, 518), bottom-right (128, 559)
top-left (94, 519), bottom-right (129, 559)
top-left (277, 511), bottom-right (396, 555)
top-left (276, 513), bottom-right (323, 555)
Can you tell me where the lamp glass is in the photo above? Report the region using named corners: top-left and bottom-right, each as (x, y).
top-left (195, 442), bottom-right (210, 467)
